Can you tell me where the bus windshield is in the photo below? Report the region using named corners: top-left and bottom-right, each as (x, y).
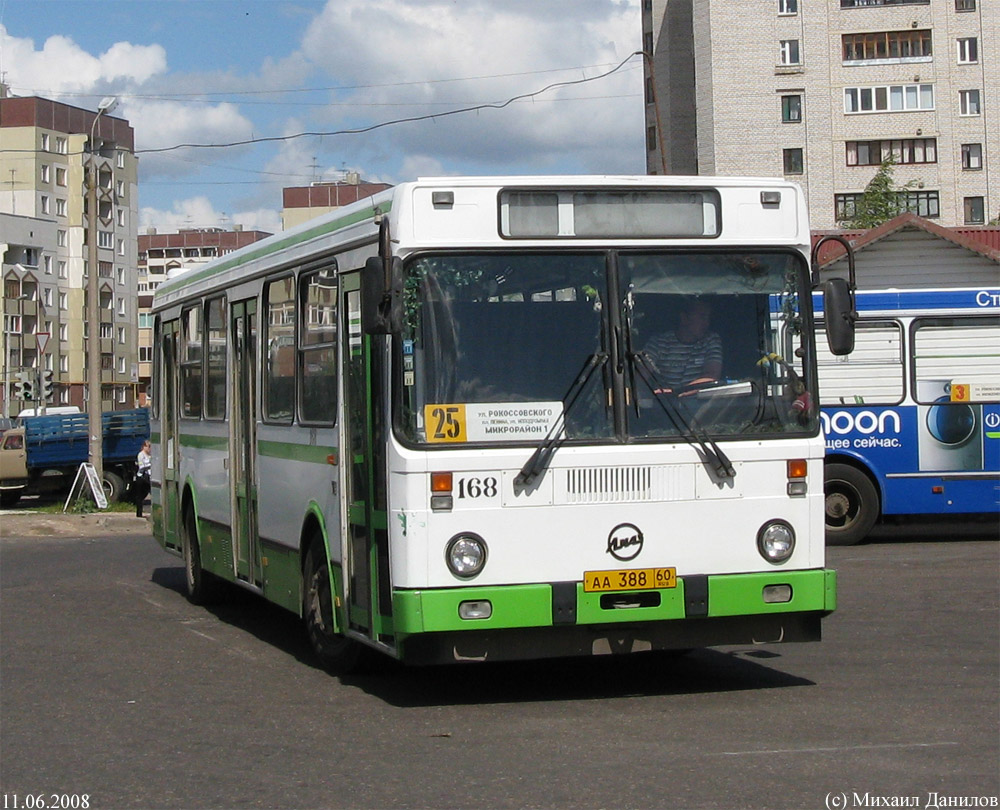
top-left (398, 250), bottom-right (816, 446)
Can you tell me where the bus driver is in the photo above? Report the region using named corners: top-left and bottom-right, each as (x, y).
top-left (643, 298), bottom-right (723, 393)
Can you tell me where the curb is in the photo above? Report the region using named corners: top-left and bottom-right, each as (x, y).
top-left (0, 511), bottom-right (152, 538)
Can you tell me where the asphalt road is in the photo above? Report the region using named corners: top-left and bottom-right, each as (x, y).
top-left (1, 518), bottom-right (997, 810)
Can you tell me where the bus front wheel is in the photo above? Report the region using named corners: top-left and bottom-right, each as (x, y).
top-left (824, 463), bottom-right (879, 546)
top-left (303, 539), bottom-right (362, 675)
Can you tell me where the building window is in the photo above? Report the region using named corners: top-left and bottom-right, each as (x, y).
top-left (779, 40), bottom-right (801, 66)
top-left (116, 180), bottom-right (125, 197)
top-left (841, 0), bottom-right (930, 5)
top-left (56, 199), bottom-right (66, 217)
top-left (959, 89), bottom-right (981, 115)
top-left (835, 193), bottom-right (862, 222)
top-left (55, 137), bottom-right (67, 154)
top-left (40, 164), bottom-right (50, 183)
top-left (60, 355), bottom-right (69, 373)
top-left (117, 209), bottom-right (125, 227)
top-left (55, 168), bottom-right (67, 187)
top-left (955, 0), bottom-right (975, 10)
top-left (98, 231), bottom-right (113, 249)
top-left (783, 148), bottom-right (804, 174)
top-left (43, 256), bottom-right (52, 275)
top-left (846, 138), bottom-right (937, 165)
top-left (43, 287), bottom-right (53, 307)
top-left (957, 38), bottom-right (978, 64)
top-left (56, 230), bottom-right (67, 248)
top-left (779, 0), bottom-right (797, 14)
top-left (116, 151), bottom-right (125, 169)
top-left (40, 195), bottom-right (50, 214)
top-left (41, 133), bottom-right (50, 151)
top-left (59, 323), bottom-right (68, 341)
top-left (961, 143), bottom-right (983, 170)
top-left (899, 190), bottom-right (939, 218)
top-left (58, 261), bottom-right (67, 279)
top-left (842, 31), bottom-right (932, 63)
top-left (118, 326), bottom-right (126, 345)
top-left (964, 197), bottom-right (985, 225)
top-left (58, 293), bottom-right (67, 311)
top-left (845, 83), bottom-right (934, 113)
top-left (646, 125), bottom-right (657, 152)
top-left (782, 94), bottom-right (802, 122)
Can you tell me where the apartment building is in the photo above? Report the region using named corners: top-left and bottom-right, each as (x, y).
top-left (642, 0), bottom-right (998, 228)
top-left (282, 175), bottom-right (392, 230)
top-left (135, 227), bottom-right (271, 401)
top-left (0, 91), bottom-right (139, 414)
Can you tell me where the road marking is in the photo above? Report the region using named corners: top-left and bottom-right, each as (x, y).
top-left (708, 742), bottom-right (959, 757)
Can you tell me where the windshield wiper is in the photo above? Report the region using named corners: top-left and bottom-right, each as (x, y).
top-left (629, 351), bottom-right (737, 481)
top-left (515, 352), bottom-right (608, 487)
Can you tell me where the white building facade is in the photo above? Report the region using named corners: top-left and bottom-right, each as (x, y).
top-left (643, 0), bottom-right (998, 228)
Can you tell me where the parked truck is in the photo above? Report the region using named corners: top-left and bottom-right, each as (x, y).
top-left (0, 408), bottom-right (149, 507)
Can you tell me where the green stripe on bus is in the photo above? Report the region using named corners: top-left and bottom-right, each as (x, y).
top-left (257, 440), bottom-right (336, 464)
top-left (178, 433), bottom-right (228, 451)
top-left (162, 200), bottom-right (392, 292)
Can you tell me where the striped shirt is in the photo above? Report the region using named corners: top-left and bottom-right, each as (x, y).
top-left (643, 330), bottom-right (723, 389)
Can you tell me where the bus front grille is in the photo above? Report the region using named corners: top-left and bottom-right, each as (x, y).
top-left (563, 465), bottom-right (691, 504)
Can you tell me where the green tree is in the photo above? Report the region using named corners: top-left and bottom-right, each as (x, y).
top-left (848, 156), bottom-right (912, 229)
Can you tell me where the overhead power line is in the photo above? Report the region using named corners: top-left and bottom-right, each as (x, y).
top-left (135, 53), bottom-right (642, 155)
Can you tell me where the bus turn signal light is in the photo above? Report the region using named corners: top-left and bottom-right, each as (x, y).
top-left (787, 459), bottom-right (807, 496)
top-left (431, 472), bottom-right (453, 492)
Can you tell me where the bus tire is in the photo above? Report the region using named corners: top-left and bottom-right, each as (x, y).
top-left (0, 490), bottom-right (22, 508)
top-left (303, 538), bottom-right (362, 675)
top-left (182, 505), bottom-right (222, 604)
top-left (102, 471), bottom-right (125, 503)
top-left (824, 462), bottom-right (879, 546)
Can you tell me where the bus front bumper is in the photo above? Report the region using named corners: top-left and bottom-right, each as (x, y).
top-left (392, 568), bottom-right (836, 665)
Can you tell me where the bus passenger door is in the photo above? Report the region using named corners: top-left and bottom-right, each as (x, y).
top-left (230, 299), bottom-right (260, 587)
top-left (341, 274), bottom-right (393, 645)
top-left (160, 320), bottom-right (182, 551)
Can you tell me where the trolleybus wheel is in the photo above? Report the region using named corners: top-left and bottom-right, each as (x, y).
top-left (303, 538), bottom-right (363, 674)
top-left (824, 462), bottom-right (879, 546)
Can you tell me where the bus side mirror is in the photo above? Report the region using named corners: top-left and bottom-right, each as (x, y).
top-left (361, 256), bottom-right (403, 335)
top-left (823, 277), bottom-right (856, 356)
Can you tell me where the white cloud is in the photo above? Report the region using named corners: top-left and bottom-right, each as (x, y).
top-left (140, 196), bottom-right (281, 235)
top-left (295, 0), bottom-right (644, 176)
top-left (0, 26), bottom-right (167, 93)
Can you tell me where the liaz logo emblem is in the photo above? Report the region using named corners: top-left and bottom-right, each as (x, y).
top-left (607, 522), bottom-right (644, 562)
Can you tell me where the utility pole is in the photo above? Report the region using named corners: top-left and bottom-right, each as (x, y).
top-left (87, 96), bottom-right (118, 488)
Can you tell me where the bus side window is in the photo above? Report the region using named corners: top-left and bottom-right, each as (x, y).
top-left (264, 276), bottom-right (296, 424)
top-left (299, 268), bottom-right (338, 425)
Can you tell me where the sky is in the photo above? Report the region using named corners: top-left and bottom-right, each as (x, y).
top-left (0, 0), bottom-right (645, 234)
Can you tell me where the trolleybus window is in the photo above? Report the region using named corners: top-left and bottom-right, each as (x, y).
top-left (816, 319), bottom-right (904, 406)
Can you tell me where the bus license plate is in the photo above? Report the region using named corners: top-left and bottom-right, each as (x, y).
top-left (583, 567), bottom-right (677, 593)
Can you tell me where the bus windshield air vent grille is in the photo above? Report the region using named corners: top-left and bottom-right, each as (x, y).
top-left (563, 465), bottom-right (693, 504)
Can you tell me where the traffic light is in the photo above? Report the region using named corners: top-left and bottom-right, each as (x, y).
top-left (41, 370), bottom-right (54, 402)
top-left (14, 371), bottom-right (33, 401)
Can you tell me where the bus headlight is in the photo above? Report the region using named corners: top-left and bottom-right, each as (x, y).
top-left (446, 533), bottom-right (488, 579)
top-left (757, 520), bottom-right (795, 564)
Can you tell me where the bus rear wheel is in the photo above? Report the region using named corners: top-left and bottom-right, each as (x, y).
top-left (303, 539), bottom-right (363, 675)
top-left (182, 505), bottom-right (222, 604)
top-left (824, 462), bottom-right (879, 546)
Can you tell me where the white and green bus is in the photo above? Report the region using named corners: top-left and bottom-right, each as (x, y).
top-left (150, 176), bottom-right (854, 670)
